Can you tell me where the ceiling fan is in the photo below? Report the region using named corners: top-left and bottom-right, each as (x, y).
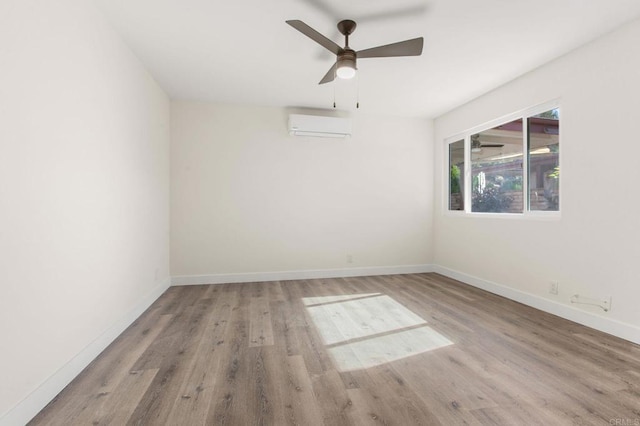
top-left (471, 134), bottom-right (503, 152)
top-left (286, 19), bottom-right (423, 84)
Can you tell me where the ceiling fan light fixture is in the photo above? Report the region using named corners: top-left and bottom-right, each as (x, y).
top-left (336, 50), bottom-right (357, 79)
top-left (336, 62), bottom-right (356, 79)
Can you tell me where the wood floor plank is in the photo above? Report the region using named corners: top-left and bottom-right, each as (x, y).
top-left (130, 285), bottom-right (212, 371)
top-left (76, 368), bottom-right (159, 425)
top-left (349, 364), bottom-right (445, 426)
top-left (204, 283), bottom-right (252, 425)
top-left (345, 388), bottom-right (393, 425)
top-left (163, 288), bottom-right (235, 425)
top-left (249, 293), bottom-right (275, 347)
top-left (29, 309), bottom-right (172, 426)
top-left (244, 347), bottom-right (277, 425)
top-left (30, 274), bottom-right (640, 425)
top-left (126, 286), bottom-right (220, 425)
top-left (310, 368), bottom-right (355, 425)
top-left (275, 354), bottom-right (324, 426)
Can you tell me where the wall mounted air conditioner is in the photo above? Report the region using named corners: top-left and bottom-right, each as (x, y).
top-left (288, 114), bottom-right (352, 138)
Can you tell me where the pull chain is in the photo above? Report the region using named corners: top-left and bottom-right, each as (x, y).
top-left (356, 72), bottom-right (360, 109)
top-left (333, 69), bottom-right (337, 108)
top-left (332, 70), bottom-right (361, 109)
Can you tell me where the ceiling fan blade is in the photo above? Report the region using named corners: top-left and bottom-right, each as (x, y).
top-left (482, 144), bottom-right (504, 148)
top-left (357, 37), bottom-right (424, 59)
top-left (319, 63), bottom-right (337, 84)
top-left (286, 20), bottom-right (343, 56)
top-left (298, 0), bottom-right (338, 21)
top-left (357, 5), bottom-right (428, 24)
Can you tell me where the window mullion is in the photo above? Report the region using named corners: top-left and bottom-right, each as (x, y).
top-left (522, 116), bottom-right (530, 213)
top-left (464, 134), bottom-right (472, 213)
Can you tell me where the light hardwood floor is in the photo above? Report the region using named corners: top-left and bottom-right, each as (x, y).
top-left (30, 273), bottom-right (640, 425)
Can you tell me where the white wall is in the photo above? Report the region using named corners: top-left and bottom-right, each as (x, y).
top-left (171, 102), bottom-right (433, 281)
top-left (434, 18), bottom-right (640, 343)
top-left (0, 0), bottom-right (170, 423)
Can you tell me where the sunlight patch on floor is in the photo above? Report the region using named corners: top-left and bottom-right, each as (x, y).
top-left (302, 293), bottom-right (381, 307)
top-left (303, 294), bottom-right (453, 371)
top-left (305, 294), bottom-right (425, 345)
top-left (330, 325), bottom-right (453, 371)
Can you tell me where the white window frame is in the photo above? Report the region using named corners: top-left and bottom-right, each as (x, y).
top-left (444, 99), bottom-right (561, 219)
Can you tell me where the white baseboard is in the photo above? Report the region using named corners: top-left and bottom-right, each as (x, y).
top-left (432, 265), bottom-right (640, 345)
top-left (171, 264), bottom-right (435, 286)
top-left (0, 278), bottom-right (171, 426)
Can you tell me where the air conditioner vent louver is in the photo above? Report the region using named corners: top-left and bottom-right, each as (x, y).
top-left (288, 114), bottom-right (352, 138)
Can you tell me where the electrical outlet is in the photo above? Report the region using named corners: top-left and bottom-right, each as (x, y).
top-left (346, 254), bottom-right (353, 264)
top-left (549, 281), bottom-right (559, 295)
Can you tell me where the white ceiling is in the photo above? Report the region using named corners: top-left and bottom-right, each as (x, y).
top-left (93, 0), bottom-right (640, 118)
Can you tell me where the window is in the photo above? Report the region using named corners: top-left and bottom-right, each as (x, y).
top-left (446, 103), bottom-right (560, 215)
top-left (471, 119), bottom-right (523, 213)
top-left (528, 109), bottom-right (560, 211)
top-left (448, 140), bottom-right (464, 211)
